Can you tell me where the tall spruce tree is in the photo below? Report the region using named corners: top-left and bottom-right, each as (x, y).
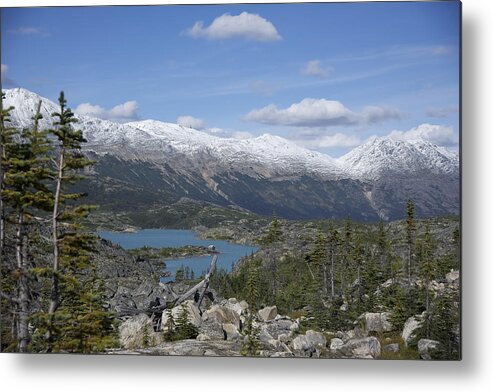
top-left (417, 225), bottom-right (438, 337)
top-left (261, 216), bottom-right (282, 298)
top-left (328, 223), bottom-right (340, 298)
top-left (2, 101), bottom-right (53, 352)
top-left (242, 260), bottom-right (261, 356)
top-left (405, 199), bottom-right (416, 287)
top-left (0, 92), bottom-right (16, 257)
top-left (45, 91), bottom-right (94, 350)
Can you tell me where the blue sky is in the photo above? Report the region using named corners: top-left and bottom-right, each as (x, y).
top-left (1, 1), bottom-right (460, 156)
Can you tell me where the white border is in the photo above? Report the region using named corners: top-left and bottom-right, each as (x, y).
top-left (2, 1), bottom-right (493, 391)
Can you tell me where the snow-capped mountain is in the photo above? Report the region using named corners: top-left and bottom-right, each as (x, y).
top-left (339, 136), bottom-right (459, 180)
top-left (2, 88), bottom-right (460, 220)
top-left (3, 88), bottom-right (346, 179)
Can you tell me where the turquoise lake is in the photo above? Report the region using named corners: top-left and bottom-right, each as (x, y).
top-left (98, 229), bottom-right (258, 281)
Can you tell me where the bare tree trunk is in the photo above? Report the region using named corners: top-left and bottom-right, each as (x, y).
top-left (47, 148), bottom-right (64, 349)
top-left (408, 245), bottom-right (412, 287)
top-left (323, 264), bottom-right (328, 296)
top-left (15, 211), bottom-right (30, 353)
top-left (330, 251), bottom-right (335, 298)
top-left (0, 195), bottom-right (4, 256)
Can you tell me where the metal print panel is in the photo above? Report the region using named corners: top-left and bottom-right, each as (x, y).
top-left (0, 1), bottom-right (461, 360)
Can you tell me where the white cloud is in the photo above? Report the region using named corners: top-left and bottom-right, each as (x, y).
top-left (1, 64), bottom-right (15, 87)
top-left (199, 127), bottom-right (254, 139)
top-left (243, 98), bottom-right (403, 127)
top-left (361, 106), bottom-right (404, 125)
top-left (177, 115), bottom-right (205, 130)
top-left (186, 12), bottom-right (281, 42)
top-left (295, 133), bottom-right (361, 149)
top-left (231, 131), bottom-right (254, 140)
top-left (1, 64), bottom-right (8, 81)
top-left (301, 60), bottom-right (332, 78)
top-left (75, 100), bottom-right (139, 122)
top-left (388, 123), bottom-right (458, 145)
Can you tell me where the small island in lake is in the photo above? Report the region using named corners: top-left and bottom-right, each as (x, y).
top-left (127, 245), bottom-right (219, 261)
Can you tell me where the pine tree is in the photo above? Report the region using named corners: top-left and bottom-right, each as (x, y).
top-left (260, 215), bottom-right (282, 298)
top-left (417, 225), bottom-right (438, 337)
top-left (261, 215), bottom-right (282, 245)
top-left (389, 284), bottom-right (408, 332)
top-left (175, 265), bottom-right (184, 282)
top-left (162, 307), bottom-right (176, 341)
top-left (246, 261), bottom-right (260, 312)
top-left (405, 199), bottom-right (416, 287)
top-left (241, 310), bottom-right (260, 357)
top-left (0, 92), bottom-right (16, 256)
top-left (328, 223), bottom-right (340, 298)
top-left (174, 303), bottom-right (198, 340)
top-left (45, 92), bottom-right (94, 349)
top-left (340, 218), bottom-right (354, 298)
top-left (1, 101), bottom-right (53, 352)
top-left (427, 290), bottom-right (459, 359)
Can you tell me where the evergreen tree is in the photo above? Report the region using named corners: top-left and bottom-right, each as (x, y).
top-left (327, 223), bottom-right (340, 298)
top-left (389, 284), bottom-right (408, 332)
top-left (260, 215), bottom-right (282, 298)
top-left (175, 265), bottom-right (184, 282)
top-left (241, 310), bottom-right (260, 357)
top-left (162, 306), bottom-right (176, 341)
top-left (417, 224), bottom-right (438, 336)
top-left (175, 304), bottom-right (199, 340)
top-left (340, 218), bottom-right (354, 298)
top-left (427, 290), bottom-right (460, 359)
top-left (246, 260), bottom-right (260, 312)
top-left (405, 199), bottom-right (416, 287)
top-left (0, 92), bottom-right (16, 256)
top-left (261, 215), bottom-right (282, 245)
top-left (46, 91), bottom-right (94, 348)
top-left (1, 101), bottom-right (53, 352)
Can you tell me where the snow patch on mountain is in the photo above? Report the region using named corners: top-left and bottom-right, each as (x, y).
top-left (3, 88), bottom-right (459, 181)
top-left (339, 136), bottom-right (459, 179)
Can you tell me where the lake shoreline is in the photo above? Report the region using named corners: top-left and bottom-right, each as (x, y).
top-left (97, 228), bottom-right (259, 280)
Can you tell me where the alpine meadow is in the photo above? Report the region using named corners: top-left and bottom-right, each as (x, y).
top-left (0, 1), bottom-right (460, 359)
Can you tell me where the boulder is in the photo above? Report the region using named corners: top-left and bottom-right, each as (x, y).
top-left (196, 333), bottom-right (210, 341)
top-left (306, 330), bottom-right (326, 348)
top-left (168, 300), bottom-right (202, 327)
top-left (418, 339), bottom-right (441, 360)
top-left (119, 314), bottom-right (163, 349)
top-left (291, 335), bottom-right (312, 352)
top-left (339, 337), bottom-right (381, 359)
top-left (258, 306), bottom-right (278, 322)
top-left (198, 318), bottom-right (225, 340)
top-left (291, 330), bottom-right (326, 353)
top-left (261, 318), bottom-right (294, 339)
top-left (203, 304), bottom-right (241, 328)
top-left (222, 323), bottom-right (240, 341)
top-left (330, 338), bottom-right (344, 351)
top-left (446, 270), bottom-right (460, 284)
top-left (258, 328), bottom-right (274, 343)
top-left (401, 316), bottom-right (422, 346)
top-left (358, 312), bottom-right (392, 334)
top-left (222, 298), bottom-right (248, 316)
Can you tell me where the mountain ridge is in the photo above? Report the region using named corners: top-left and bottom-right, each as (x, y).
top-left (2, 88), bottom-right (460, 221)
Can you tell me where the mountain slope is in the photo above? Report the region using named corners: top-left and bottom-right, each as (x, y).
top-left (2, 88), bottom-right (460, 221)
top-left (339, 136), bottom-right (459, 180)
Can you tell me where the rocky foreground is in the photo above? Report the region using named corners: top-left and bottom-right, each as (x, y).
top-left (111, 269), bottom-right (459, 360)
